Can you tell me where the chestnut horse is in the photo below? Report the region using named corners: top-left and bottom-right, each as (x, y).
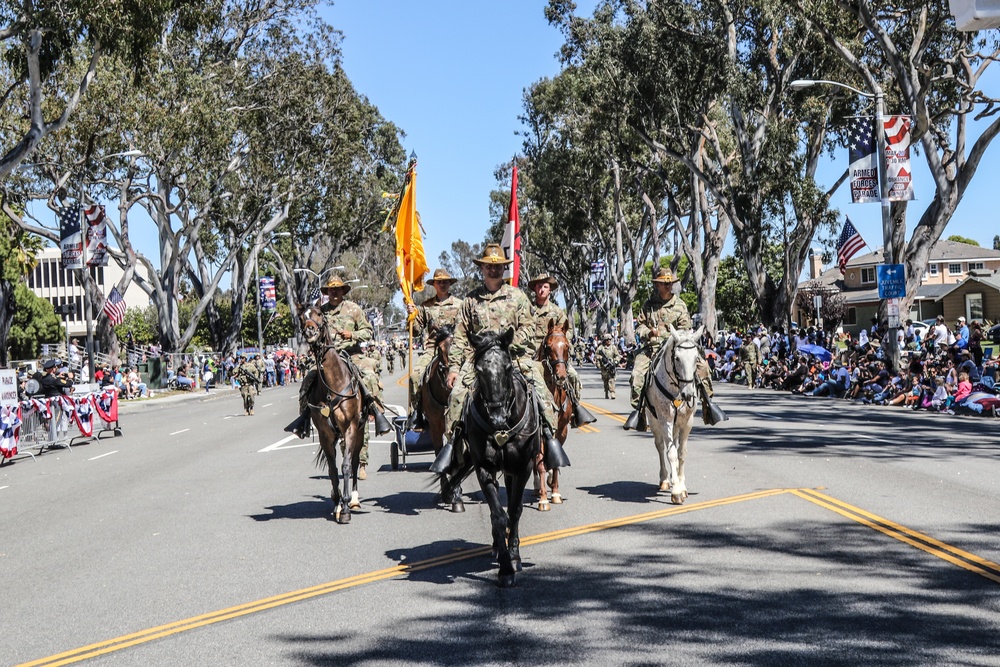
top-left (536, 320), bottom-right (574, 510)
top-left (299, 305), bottom-right (366, 523)
top-left (421, 325), bottom-right (464, 511)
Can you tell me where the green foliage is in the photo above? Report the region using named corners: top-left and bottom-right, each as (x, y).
top-left (113, 306), bottom-right (158, 345)
top-left (715, 256), bottom-right (760, 331)
top-left (8, 282), bottom-right (62, 360)
top-left (947, 235), bottom-right (979, 247)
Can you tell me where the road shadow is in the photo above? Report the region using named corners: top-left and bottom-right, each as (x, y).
top-left (385, 539), bottom-right (498, 586)
top-left (248, 495), bottom-right (338, 522)
top-left (578, 480), bottom-right (663, 504)
top-left (369, 490), bottom-right (440, 516)
top-left (275, 517), bottom-right (1000, 666)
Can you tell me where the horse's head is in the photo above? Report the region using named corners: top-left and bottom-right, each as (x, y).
top-left (299, 305), bottom-right (325, 345)
top-left (543, 319), bottom-right (570, 385)
top-left (666, 324), bottom-right (705, 400)
top-left (435, 324), bottom-right (454, 359)
top-left (471, 327), bottom-right (515, 429)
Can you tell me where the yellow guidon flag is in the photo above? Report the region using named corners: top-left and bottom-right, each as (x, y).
top-left (394, 160), bottom-right (429, 320)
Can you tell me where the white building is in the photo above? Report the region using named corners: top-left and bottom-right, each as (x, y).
top-left (26, 247), bottom-right (151, 338)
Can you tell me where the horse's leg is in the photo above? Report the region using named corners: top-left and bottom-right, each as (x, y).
top-left (534, 450), bottom-right (549, 511)
top-left (315, 412), bottom-right (341, 514)
top-left (348, 412), bottom-right (363, 510)
top-left (476, 465), bottom-right (513, 587)
top-left (672, 408), bottom-right (695, 504)
top-left (505, 460), bottom-right (532, 575)
top-left (551, 416), bottom-right (569, 504)
top-left (664, 412), bottom-right (683, 504)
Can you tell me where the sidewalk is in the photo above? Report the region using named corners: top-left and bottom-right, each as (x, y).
top-left (117, 383), bottom-right (240, 413)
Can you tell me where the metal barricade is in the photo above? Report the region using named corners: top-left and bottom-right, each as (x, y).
top-left (17, 399), bottom-right (71, 457)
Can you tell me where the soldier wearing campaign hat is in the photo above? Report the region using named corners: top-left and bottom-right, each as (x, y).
top-left (595, 333), bottom-right (621, 399)
top-left (430, 243), bottom-right (569, 485)
top-left (287, 276), bottom-right (391, 470)
top-left (528, 273), bottom-right (594, 426)
top-left (626, 268), bottom-right (725, 429)
top-left (406, 268), bottom-right (463, 429)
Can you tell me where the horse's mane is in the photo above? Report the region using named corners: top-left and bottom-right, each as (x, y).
top-left (434, 325), bottom-right (455, 344)
top-left (473, 330), bottom-right (511, 358)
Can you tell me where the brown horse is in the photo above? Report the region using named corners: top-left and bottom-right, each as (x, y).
top-left (299, 305), bottom-right (366, 524)
top-left (421, 325), bottom-right (464, 511)
top-left (536, 320), bottom-right (574, 510)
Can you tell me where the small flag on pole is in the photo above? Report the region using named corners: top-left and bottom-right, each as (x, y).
top-left (102, 286), bottom-right (127, 326)
top-left (836, 218), bottom-right (867, 273)
top-left (501, 163), bottom-right (521, 286)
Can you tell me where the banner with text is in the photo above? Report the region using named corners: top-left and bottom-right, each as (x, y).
top-left (85, 205), bottom-right (109, 267)
top-left (59, 205), bottom-right (84, 269)
top-left (883, 115), bottom-right (915, 201)
top-left (847, 116), bottom-right (878, 204)
top-left (259, 277), bottom-right (276, 311)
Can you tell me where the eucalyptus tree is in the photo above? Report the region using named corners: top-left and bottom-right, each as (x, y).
top-left (0, 0), bottom-right (201, 179)
top-left (796, 0), bottom-right (1000, 326)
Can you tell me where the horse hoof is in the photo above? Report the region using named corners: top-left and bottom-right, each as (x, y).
top-left (538, 500), bottom-right (550, 512)
top-left (349, 499), bottom-right (361, 510)
top-left (498, 574), bottom-right (517, 588)
top-left (450, 501), bottom-right (465, 513)
top-left (511, 558), bottom-right (523, 572)
top-left (659, 481), bottom-right (670, 492)
top-left (670, 493), bottom-right (686, 505)
top-left (551, 493), bottom-right (563, 504)
top-left (358, 466), bottom-right (367, 480)
top-left (337, 509), bottom-right (352, 524)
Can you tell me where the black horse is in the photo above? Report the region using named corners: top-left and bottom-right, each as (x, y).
top-left (440, 328), bottom-right (540, 587)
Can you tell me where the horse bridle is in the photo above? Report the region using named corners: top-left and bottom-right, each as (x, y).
top-left (664, 338), bottom-right (698, 386)
top-left (542, 331), bottom-right (570, 385)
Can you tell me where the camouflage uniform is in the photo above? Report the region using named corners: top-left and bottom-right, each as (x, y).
top-left (253, 356), bottom-right (265, 394)
top-left (739, 339), bottom-right (762, 389)
top-left (445, 283), bottom-right (557, 438)
top-left (409, 293), bottom-right (463, 407)
top-left (595, 339), bottom-right (621, 399)
top-left (531, 299), bottom-right (583, 402)
top-left (629, 292), bottom-right (713, 408)
top-left (235, 359), bottom-right (259, 415)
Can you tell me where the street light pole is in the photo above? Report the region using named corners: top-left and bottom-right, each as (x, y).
top-left (790, 79), bottom-right (898, 369)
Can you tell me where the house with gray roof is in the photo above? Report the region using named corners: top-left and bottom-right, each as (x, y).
top-left (796, 240), bottom-right (1000, 333)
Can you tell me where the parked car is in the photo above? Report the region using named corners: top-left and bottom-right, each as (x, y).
top-left (988, 322), bottom-right (1000, 345)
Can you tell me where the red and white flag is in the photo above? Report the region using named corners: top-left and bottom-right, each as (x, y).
top-left (883, 115), bottom-right (915, 202)
top-left (501, 164), bottom-right (521, 286)
top-left (85, 205), bottom-right (109, 267)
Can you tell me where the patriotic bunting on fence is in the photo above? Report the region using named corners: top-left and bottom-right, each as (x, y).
top-left (3, 387), bottom-right (121, 456)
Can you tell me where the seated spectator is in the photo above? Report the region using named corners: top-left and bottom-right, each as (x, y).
top-left (811, 361), bottom-right (850, 398)
top-left (176, 364), bottom-right (194, 390)
top-left (930, 376), bottom-right (953, 413)
top-left (956, 349), bottom-right (981, 384)
top-left (126, 367), bottom-right (148, 398)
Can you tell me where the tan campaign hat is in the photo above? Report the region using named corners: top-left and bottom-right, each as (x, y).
top-left (428, 268), bottom-right (458, 284)
top-left (528, 274), bottom-right (559, 291)
top-left (322, 276), bottom-right (351, 294)
top-left (473, 243), bottom-right (513, 266)
top-left (651, 268), bottom-right (680, 284)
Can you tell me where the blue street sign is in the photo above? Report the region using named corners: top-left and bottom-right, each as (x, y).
top-left (877, 264), bottom-right (906, 299)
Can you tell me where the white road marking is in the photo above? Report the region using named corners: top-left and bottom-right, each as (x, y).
top-left (855, 434), bottom-right (879, 440)
top-left (0, 485), bottom-right (9, 490)
top-left (259, 435), bottom-right (301, 452)
top-left (223, 416), bottom-right (233, 420)
top-left (88, 451), bottom-right (118, 461)
top-left (262, 403), bottom-right (273, 408)
top-left (370, 440), bottom-right (395, 444)
top-left (752, 412), bottom-right (781, 420)
top-left (169, 429), bottom-right (190, 436)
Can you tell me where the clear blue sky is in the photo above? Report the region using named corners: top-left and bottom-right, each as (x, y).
top-left (319, 0), bottom-right (587, 267)
top-left (323, 0), bottom-right (999, 276)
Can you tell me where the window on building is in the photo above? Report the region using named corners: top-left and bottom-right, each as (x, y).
top-left (861, 267), bottom-right (876, 284)
top-left (929, 263), bottom-right (939, 276)
top-left (966, 293), bottom-right (984, 322)
top-left (845, 307), bottom-right (857, 325)
top-left (948, 263), bottom-right (963, 275)
top-left (970, 262), bottom-right (985, 271)
top-left (51, 262), bottom-right (59, 288)
top-left (43, 260), bottom-right (50, 288)
top-left (74, 295), bottom-right (83, 323)
top-left (58, 263), bottom-right (66, 287)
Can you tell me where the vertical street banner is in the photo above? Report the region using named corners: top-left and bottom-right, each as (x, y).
top-left (259, 277), bottom-right (276, 311)
top-left (85, 205), bottom-right (109, 267)
top-left (501, 163), bottom-right (521, 286)
top-left (59, 204), bottom-right (84, 269)
top-left (847, 116), bottom-right (879, 204)
top-left (883, 115), bottom-right (915, 201)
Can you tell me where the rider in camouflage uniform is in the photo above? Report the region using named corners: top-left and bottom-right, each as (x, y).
top-left (627, 267), bottom-right (724, 427)
top-left (406, 268), bottom-right (463, 429)
top-left (595, 333), bottom-right (621, 399)
top-left (286, 277), bottom-right (389, 453)
top-left (528, 273), bottom-right (594, 427)
top-left (430, 243), bottom-right (567, 472)
top-left (234, 356), bottom-right (259, 415)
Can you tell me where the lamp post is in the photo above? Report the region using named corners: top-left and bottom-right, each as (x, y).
top-left (789, 79), bottom-right (898, 368)
top-left (254, 232), bottom-right (291, 353)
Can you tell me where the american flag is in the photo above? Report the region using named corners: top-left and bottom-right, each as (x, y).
top-left (836, 218), bottom-right (867, 273)
top-left (102, 286), bottom-right (127, 325)
top-left (308, 286), bottom-right (321, 304)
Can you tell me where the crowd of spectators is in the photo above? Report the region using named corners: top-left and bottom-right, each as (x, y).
top-left (708, 315), bottom-right (999, 418)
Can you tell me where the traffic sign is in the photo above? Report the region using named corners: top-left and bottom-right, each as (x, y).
top-left (877, 264), bottom-right (906, 299)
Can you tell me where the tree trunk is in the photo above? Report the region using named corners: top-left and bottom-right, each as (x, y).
top-left (0, 279), bottom-right (14, 366)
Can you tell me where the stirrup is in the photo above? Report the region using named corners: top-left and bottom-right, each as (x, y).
top-left (372, 408), bottom-right (392, 436)
top-left (702, 399), bottom-right (728, 426)
top-left (429, 440), bottom-right (454, 474)
top-left (284, 413), bottom-right (311, 439)
top-left (543, 433), bottom-right (571, 469)
top-left (624, 407), bottom-right (644, 431)
top-left (572, 402), bottom-right (597, 427)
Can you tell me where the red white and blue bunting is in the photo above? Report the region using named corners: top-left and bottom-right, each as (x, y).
top-left (2, 388), bottom-right (120, 459)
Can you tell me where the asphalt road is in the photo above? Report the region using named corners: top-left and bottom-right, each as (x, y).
top-left (3, 367), bottom-right (1000, 666)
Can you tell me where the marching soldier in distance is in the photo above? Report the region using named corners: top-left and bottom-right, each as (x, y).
top-left (234, 355), bottom-right (259, 415)
top-left (595, 333), bottom-right (621, 399)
